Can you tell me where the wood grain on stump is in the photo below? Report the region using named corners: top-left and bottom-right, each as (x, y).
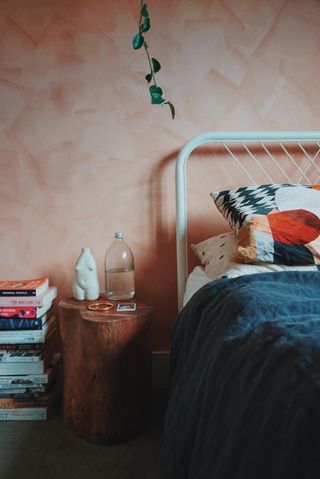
top-left (58, 297), bottom-right (153, 444)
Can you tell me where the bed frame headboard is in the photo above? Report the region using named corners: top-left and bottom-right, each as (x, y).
top-left (175, 131), bottom-right (320, 311)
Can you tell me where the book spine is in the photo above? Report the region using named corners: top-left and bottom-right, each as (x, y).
top-left (0, 290), bottom-right (36, 297)
top-left (0, 297), bottom-right (44, 307)
top-left (0, 307), bottom-right (38, 319)
top-left (0, 353), bottom-right (42, 362)
top-left (0, 397), bottom-right (49, 408)
top-left (0, 386), bottom-right (45, 396)
top-left (0, 343), bottom-right (43, 352)
top-left (0, 383), bottom-right (45, 390)
top-left (0, 373), bottom-right (49, 385)
top-left (0, 361), bottom-right (46, 375)
top-left (0, 408), bottom-right (47, 420)
top-left (0, 342), bottom-right (51, 361)
top-left (0, 334), bottom-right (47, 345)
top-left (0, 318), bottom-right (42, 331)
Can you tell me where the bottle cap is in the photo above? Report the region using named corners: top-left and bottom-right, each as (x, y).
top-left (114, 232), bottom-right (124, 239)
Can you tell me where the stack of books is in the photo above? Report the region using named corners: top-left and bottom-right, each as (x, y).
top-left (0, 276), bottom-right (61, 420)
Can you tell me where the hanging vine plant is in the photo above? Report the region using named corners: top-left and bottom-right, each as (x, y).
top-left (132, 1), bottom-right (175, 119)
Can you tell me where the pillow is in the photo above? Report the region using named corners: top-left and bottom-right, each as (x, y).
top-left (191, 232), bottom-right (237, 279)
top-left (211, 184), bottom-right (320, 265)
top-left (191, 231), bottom-right (320, 281)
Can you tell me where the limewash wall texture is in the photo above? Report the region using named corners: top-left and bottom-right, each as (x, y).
top-left (0, 0), bottom-right (320, 349)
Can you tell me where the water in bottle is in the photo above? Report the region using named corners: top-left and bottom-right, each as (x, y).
top-left (105, 232), bottom-right (135, 300)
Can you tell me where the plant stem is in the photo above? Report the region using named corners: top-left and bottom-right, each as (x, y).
top-left (139, 1), bottom-right (156, 87)
top-left (138, 0), bottom-right (143, 33)
top-left (143, 42), bottom-right (157, 86)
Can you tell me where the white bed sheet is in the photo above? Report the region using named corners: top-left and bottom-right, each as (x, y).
top-left (183, 266), bottom-right (211, 307)
top-left (182, 262), bottom-right (320, 308)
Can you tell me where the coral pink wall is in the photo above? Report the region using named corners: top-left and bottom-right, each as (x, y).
top-left (0, 0), bottom-right (320, 349)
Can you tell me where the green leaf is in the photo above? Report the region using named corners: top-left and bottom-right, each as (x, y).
top-left (151, 57), bottom-right (161, 73)
top-left (149, 85), bottom-right (163, 95)
top-left (132, 33), bottom-right (144, 50)
top-left (141, 17), bottom-right (150, 32)
top-left (164, 101), bottom-right (175, 119)
top-left (149, 85), bottom-right (165, 104)
top-left (151, 93), bottom-right (165, 105)
top-left (145, 73), bottom-right (152, 83)
top-left (140, 4), bottom-right (149, 17)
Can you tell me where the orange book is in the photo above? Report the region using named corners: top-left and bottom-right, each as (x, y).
top-left (0, 277), bottom-right (49, 297)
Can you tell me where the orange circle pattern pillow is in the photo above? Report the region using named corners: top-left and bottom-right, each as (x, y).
top-left (211, 184), bottom-right (320, 266)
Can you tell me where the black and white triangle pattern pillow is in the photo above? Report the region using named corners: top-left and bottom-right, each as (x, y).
top-left (211, 184), bottom-right (299, 233)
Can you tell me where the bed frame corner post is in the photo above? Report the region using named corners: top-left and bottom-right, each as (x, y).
top-left (176, 147), bottom-right (188, 312)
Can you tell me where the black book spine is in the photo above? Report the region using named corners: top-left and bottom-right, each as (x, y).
top-left (0, 318), bottom-right (42, 331)
top-left (0, 290), bottom-right (36, 297)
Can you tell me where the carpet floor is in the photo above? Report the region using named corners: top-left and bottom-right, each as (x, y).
top-left (0, 390), bottom-right (168, 479)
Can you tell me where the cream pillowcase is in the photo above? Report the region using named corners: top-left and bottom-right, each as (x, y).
top-left (191, 232), bottom-right (237, 280)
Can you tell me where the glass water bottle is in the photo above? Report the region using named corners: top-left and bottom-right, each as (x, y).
top-left (105, 232), bottom-right (135, 300)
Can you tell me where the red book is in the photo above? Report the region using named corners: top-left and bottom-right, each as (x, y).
top-left (0, 277), bottom-right (49, 297)
top-left (0, 303), bottom-right (51, 319)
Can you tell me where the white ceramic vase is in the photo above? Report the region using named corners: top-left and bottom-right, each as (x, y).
top-left (73, 247), bottom-right (100, 301)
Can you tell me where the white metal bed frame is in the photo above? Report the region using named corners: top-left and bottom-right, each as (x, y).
top-left (175, 131), bottom-right (320, 310)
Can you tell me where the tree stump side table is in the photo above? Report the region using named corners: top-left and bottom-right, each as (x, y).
top-left (58, 297), bottom-right (153, 444)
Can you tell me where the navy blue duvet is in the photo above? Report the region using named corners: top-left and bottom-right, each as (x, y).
top-left (164, 272), bottom-right (320, 479)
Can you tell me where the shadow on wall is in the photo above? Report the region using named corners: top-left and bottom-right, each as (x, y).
top-left (135, 150), bottom-right (180, 351)
top-left (135, 145), bottom-right (232, 350)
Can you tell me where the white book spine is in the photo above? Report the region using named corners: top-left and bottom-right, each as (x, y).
top-left (0, 386), bottom-right (45, 394)
top-left (0, 408), bottom-right (47, 420)
top-left (0, 337), bottom-right (44, 345)
top-left (0, 355), bottom-right (41, 363)
top-left (0, 383), bottom-right (45, 390)
top-left (0, 335), bottom-right (46, 344)
top-left (0, 334), bottom-right (47, 345)
top-left (0, 374), bottom-right (49, 385)
top-left (0, 361), bottom-right (46, 375)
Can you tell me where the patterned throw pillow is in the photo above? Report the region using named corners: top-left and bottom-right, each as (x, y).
top-left (211, 184), bottom-right (320, 265)
top-left (191, 231), bottom-right (320, 279)
top-left (191, 232), bottom-right (237, 279)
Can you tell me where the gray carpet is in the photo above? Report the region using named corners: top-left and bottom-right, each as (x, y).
top-left (0, 391), bottom-right (168, 479)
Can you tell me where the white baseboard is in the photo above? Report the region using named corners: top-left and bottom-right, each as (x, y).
top-left (152, 351), bottom-right (170, 391)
